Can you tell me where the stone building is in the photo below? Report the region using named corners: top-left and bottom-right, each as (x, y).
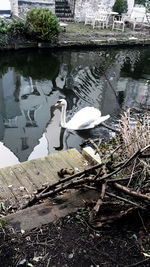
top-left (10, 0), bottom-right (134, 20)
top-left (10, 0), bottom-right (18, 16)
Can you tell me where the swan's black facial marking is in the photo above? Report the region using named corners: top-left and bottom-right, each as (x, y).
top-left (55, 100), bottom-right (61, 106)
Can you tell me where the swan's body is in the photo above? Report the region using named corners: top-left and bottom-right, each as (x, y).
top-left (55, 99), bottom-right (110, 130)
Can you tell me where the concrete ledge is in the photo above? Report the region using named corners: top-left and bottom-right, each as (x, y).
top-left (82, 146), bottom-right (101, 165)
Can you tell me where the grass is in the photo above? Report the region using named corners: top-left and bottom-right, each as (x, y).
top-left (61, 21), bottom-right (137, 36)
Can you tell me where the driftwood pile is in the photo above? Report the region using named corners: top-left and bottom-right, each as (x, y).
top-left (22, 110), bottom-right (150, 228)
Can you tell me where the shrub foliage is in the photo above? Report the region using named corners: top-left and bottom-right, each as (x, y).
top-left (112, 0), bottom-right (128, 14)
top-left (26, 7), bottom-right (60, 42)
top-left (0, 19), bottom-right (8, 34)
top-left (7, 18), bottom-right (27, 36)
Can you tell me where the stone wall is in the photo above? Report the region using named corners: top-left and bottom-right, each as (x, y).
top-left (18, 0), bottom-right (55, 18)
top-left (11, 0), bottom-right (134, 19)
top-left (74, 0), bottom-right (134, 22)
top-left (11, 0), bottom-right (19, 16)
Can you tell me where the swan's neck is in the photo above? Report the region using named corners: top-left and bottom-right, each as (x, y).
top-left (61, 105), bottom-right (67, 128)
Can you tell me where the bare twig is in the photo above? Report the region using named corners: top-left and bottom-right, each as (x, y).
top-left (22, 176), bottom-right (94, 209)
top-left (39, 162), bottom-right (104, 196)
top-left (106, 192), bottom-right (146, 210)
top-left (114, 183), bottom-right (150, 203)
top-left (127, 158), bottom-right (137, 187)
top-left (97, 150), bottom-right (141, 182)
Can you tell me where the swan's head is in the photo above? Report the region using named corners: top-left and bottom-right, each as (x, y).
top-left (55, 99), bottom-right (67, 107)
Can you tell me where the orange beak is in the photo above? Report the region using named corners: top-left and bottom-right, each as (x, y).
top-left (55, 101), bottom-right (61, 106)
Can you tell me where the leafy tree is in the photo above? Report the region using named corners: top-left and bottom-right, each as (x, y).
top-left (26, 7), bottom-right (60, 42)
top-left (112, 0), bottom-right (128, 14)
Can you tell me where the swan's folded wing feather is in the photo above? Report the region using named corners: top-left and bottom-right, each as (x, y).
top-left (66, 107), bottom-right (107, 130)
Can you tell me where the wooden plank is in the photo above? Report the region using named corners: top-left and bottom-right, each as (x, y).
top-left (0, 168), bottom-right (22, 199)
top-left (10, 165), bottom-right (37, 194)
top-left (0, 149), bottom-right (88, 205)
top-left (0, 172), bottom-right (11, 199)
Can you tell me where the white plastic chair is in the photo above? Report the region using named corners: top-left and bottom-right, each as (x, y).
top-left (93, 11), bottom-right (110, 29)
top-left (140, 12), bottom-right (150, 29)
top-left (145, 12), bottom-right (150, 26)
top-left (124, 7), bottom-right (146, 30)
top-left (112, 15), bottom-right (125, 32)
top-left (85, 8), bottom-right (95, 26)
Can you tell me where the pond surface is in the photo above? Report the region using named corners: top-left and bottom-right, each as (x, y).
top-left (0, 47), bottom-right (150, 168)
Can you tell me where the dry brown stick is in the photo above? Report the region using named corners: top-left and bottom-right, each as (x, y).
top-left (80, 138), bottom-right (100, 147)
top-left (88, 138), bottom-right (101, 156)
top-left (101, 183), bottom-right (106, 199)
top-left (112, 145), bottom-right (148, 169)
top-left (126, 258), bottom-right (150, 267)
top-left (107, 177), bottom-right (130, 183)
top-left (127, 158), bottom-right (137, 187)
top-left (42, 148), bottom-right (140, 205)
top-left (110, 144), bottom-right (122, 161)
top-left (97, 149), bottom-right (141, 182)
top-left (139, 158), bottom-right (150, 169)
top-left (40, 162), bottom-right (104, 195)
top-left (140, 144), bottom-right (150, 153)
top-left (22, 176), bottom-right (94, 209)
top-left (91, 207), bottom-right (136, 228)
top-left (89, 182), bottom-right (107, 223)
top-left (137, 210), bottom-right (148, 232)
top-left (94, 183), bottom-right (106, 212)
top-left (97, 138), bottom-right (102, 148)
top-left (98, 207), bottom-right (135, 222)
top-left (114, 183), bottom-right (150, 203)
top-left (106, 192), bottom-right (146, 210)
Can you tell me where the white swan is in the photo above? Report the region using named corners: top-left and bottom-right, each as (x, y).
top-left (55, 99), bottom-right (110, 130)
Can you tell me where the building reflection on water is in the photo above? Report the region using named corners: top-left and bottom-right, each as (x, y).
top-left (0, 47), bottom-right (150, 168)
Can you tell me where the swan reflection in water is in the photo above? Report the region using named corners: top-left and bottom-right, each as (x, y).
top-left (53, 98), bottom-right (110, 151)
top-left (0, 99), bottom-right (111, 166)
top-left (28, 98), bottom-right (111, 160)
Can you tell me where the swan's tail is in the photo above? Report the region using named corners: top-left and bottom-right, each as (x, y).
top-left (101, 114), bottom-right (110, 122)
top-left (94, 114), bottom-right (110, 127)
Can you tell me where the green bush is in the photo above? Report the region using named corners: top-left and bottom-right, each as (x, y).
top-left (26, 7), bottom-right (60, 42)
top-left (7, 18), bottom-right (27, 37)
top-left (0, 19), bottom-right (8, 34)
top-left (112, 0), bottom-right (128, 14)
top-left (0, 34), bottom-right (9, 47)
top-left (135, 0), bottom-right (145, 5)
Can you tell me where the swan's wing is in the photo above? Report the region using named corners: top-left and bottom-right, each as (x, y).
top-left (91, 114), bottom-right (110, 128)
top-left (74, 114), bottom-right (110, 130)
top-left (66, 107), bottom-right (107, 130)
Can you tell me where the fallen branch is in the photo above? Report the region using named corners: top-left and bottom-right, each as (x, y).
top-left (90, 207), bottom-right (136, 228)
top-left (97, 149), bottom-right (141, 182)
top-left (106, 192), bottom-right (146, 210)
top-left (87, 138), bottom-right (102, 156)
top-left (114, 183), bottom-right (150, 203)
top-left (22, 176), bottom-right (94, 209)
top-left (39, 162), bottom-right (104, 195)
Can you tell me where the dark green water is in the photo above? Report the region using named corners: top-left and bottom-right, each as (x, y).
top-left (0, 47), bottom-right (150, 167)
